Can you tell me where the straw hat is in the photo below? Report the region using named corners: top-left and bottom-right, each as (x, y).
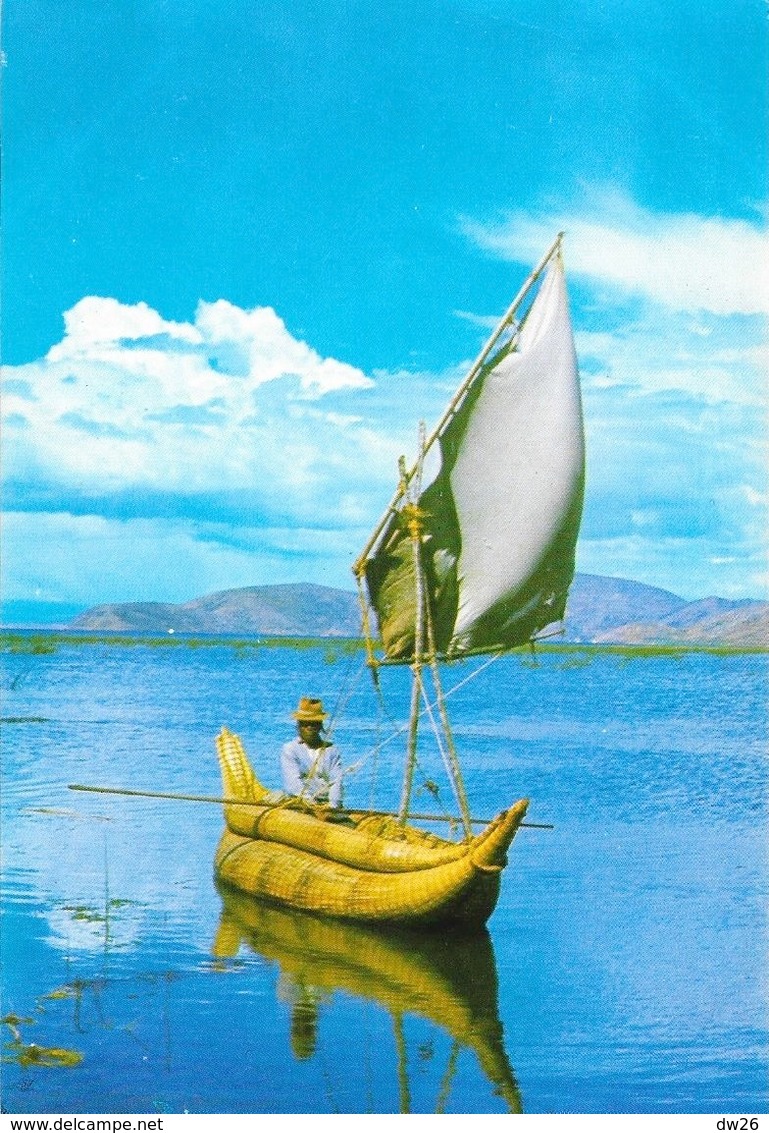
top-left (292, 697), bottom-right (328, 723)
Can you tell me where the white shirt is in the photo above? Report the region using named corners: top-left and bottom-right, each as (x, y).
top-left (280, 738), bottom-right (343, 806)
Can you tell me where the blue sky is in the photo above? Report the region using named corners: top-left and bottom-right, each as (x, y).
top-left (2, 0), bottom-right (767, 620)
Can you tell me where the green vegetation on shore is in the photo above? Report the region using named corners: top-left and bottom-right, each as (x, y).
top-left (1, 630), bottom-right (765, 658)
top-left (0, 630), bottom-right (367, 658)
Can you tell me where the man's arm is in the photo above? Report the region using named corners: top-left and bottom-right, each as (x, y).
top-left (280, 741), bottom-right (304, 797)
top-left (325, 746), bottom-right (343, 807)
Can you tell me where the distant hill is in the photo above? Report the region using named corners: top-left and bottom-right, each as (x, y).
top-left (561, 575), bottom-right (768, 646)
top-left (67, 575), bottom-right (768, 647)
top-left (561, 574), bottom-right (685, 641)
top-left (68, 583), bottom-right (363, 637)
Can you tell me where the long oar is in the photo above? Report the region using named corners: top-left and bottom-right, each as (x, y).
top-left (68, 783), bottom-right (554, 829)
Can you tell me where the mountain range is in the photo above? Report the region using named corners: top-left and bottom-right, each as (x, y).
top-left (67, 574), bottom-right (768, 647)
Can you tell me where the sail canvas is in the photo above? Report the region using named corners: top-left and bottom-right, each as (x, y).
top-left (365, 255), bottom-right (585, 660)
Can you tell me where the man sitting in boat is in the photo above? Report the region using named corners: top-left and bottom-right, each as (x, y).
top-left (280, 697), bottom-right (343, 807)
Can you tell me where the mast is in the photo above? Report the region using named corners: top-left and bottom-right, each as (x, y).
top-left (398, 431), bottom-right (428, 823)
top-left (396, 426), bottom-right (473, 836)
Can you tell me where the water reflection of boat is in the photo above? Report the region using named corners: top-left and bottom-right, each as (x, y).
top-left (212, 885), bottom-right (523, 1113)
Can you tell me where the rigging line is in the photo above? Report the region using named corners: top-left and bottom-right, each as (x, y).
top-left (378, 663), bottom-right (453, 817)
top-left (420, 587), bottom-right (470, 833)
top-left (416, 675), bottom-right (461, 827)
top-left (356, 647), bottom-right (508, 768)
top-left (442, 646), bottom-right (507, 699)
top-left (423, 572), bottom-right (472, 835)
top-left (373, 674), bottom-right (471, 827)
top-left (367, 711), bottom-right (382, 812)
top-left (325, 653), bottom-right (369, 739)
top-left (399, 653), bottom-right (425, 821)
top-left (365, 649), bottom-right (391, 810)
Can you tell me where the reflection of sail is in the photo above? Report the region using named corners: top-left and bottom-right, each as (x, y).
top-left (213, 885), bottom-right (523, 1113)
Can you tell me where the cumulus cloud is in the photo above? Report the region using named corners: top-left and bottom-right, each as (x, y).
top-left (3, 195), bottom-right (768, 606)
top-left (460, 187), bottom-right (769, 316)
top-left (1, 297), bottom-right (402, 530)
top-left (196, 300), bottom-right (372, 394)
top-left (2, 295), bottom-right (462, 603)
top-left (50, 297), bottom-right (202, 356)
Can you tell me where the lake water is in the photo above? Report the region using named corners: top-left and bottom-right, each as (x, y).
top-left (1, 636), bottom-right (767, 1115)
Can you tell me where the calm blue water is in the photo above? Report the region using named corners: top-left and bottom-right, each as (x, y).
top-left (1, 637), bottom-right (767, 1114)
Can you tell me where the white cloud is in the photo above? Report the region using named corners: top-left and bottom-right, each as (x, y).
top-left (43, 295), bottom-right (373, 409)
top-left (452, 309), bottom-right (500, 330)
top-left (49, 296), bottom-right (202, 357)
top-left (740, 484), bottom-right (767, 508)
top-left (2, 296), bottom-right (395, 515)
top-left (460, 188), bottom-right (769, 316)
top-left (2, 294), bottom-right (455, 611)
top-left (195, 299), bottom-right (373, 394)
top-left (3, 201), bottom-right (767, 609)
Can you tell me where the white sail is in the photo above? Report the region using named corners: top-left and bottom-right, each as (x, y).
top-left (361, 246), bottom-right (585, 660)
top-left (447, 256), bottom-right (584, 650)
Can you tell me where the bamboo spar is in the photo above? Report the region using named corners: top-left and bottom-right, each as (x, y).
top-left (352, 231), bottom-right (564, 575)
top-left (66, 784), bottom-right (553, 828)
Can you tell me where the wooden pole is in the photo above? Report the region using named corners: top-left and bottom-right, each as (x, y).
top-left (398, 426), bottom-right (427, 823)
top-left (67, 784), bottom-right (553, 829)
top-left (422, 582), bottom-right (472, 837)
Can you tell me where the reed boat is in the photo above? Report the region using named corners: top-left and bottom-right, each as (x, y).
top-left (214, 727), bottom-right (529, 928)
top-left (213, 235), bottom-right (585, 929)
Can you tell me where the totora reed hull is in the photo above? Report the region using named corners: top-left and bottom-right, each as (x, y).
top-left (214, 727), bottom-right (528, 929)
